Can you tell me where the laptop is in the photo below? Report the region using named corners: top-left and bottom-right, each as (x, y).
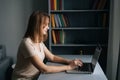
top-left (66, 44), bottom-right (102, 74)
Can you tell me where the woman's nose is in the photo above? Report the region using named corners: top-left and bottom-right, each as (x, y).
top-left (47, 27), bottom-right (49, 30)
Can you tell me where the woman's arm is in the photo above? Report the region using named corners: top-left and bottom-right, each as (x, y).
top-left (43, 43), bottom-right (71, 64)
top-left (29, 55), bottom-right (76, 73)
top-left (51, 55), bottom-right (71, 64)
top-left (43, 43), bottom-right (83, 66)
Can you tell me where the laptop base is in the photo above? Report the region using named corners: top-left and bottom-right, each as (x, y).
top-left (66, 63), bottom-right (93, 74)
top-left (66, 70), bottom-right (92, 74)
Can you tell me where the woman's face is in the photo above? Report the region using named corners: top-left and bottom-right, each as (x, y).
top-left (42, 17), bottom-right (49, 35)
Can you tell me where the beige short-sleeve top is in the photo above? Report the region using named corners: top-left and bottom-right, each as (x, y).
top-left (12, 38), bottom-right (45, 79)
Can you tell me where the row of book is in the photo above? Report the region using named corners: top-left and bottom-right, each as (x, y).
top-left (50, 0), bottom-right (62, 10)
top-left (51, 14), bottom-right (70, 28)
top-left (92, 0), bottom-right (107, 10)
top-left (52, 30), bottom-right (65, 44)
top-left (51, 13), bottom-right (107, 28)
top-left (50, 0), bottom-right (107, 10)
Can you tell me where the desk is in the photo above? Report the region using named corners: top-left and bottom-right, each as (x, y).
top-left (38, 55), bottom-right (108, 80)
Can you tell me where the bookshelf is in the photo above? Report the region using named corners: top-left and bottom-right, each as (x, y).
top-left (48, 0), bottom-right (110, 73)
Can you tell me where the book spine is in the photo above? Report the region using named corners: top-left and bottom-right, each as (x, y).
top-left (50, 0), bottom-right (54, 10)
top-left (102, 13), bottom-right (107, 27)
top-left (61, 14), bottom-right (67, 27)
top-left (51, 14), bottom-right (56, 28)
top-left (54, 0), bottom-right (57, 10)
top-left (54, 14), bottom-right (59, 27)
top-left (92, 0), bottom-right (99, 9)
top-left (52, 30), bottom-right (57, 44)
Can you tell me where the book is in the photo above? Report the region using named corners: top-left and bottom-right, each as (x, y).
top-left (54, 14), bottom-right (59, 27)
top-left (97, 0), bottom-right (107, 10)
top-left (52, 30), bottom-right (57, 44)
top-left (92, 0), bottom-right (99, 9)
top-left (100, 0), bottom-right (107, 9)
top-left (59, 0), bottom-right (62, 10)
top-left (51, 14), bottom-right (56, 28)
top-left (64, 14), bottom-right (70, 27)
top-left (54, 0), bottom-right (57, 10)
top-left (102, 13), bottom-right (107, 27)
top-left (61, 30), bottom-right (65, 44)
top-left (61, 14), bottom-right (67, 27)
top-left (55, 31), bottom-right (60, 44)
top-left (97, 0), bottom-right (103, 10)
top-left (56, 14), bottom-right (62, 27)
top-left (59, 14), bottom-right (65, 27)
top-left (56, 0), bottom-right (59, 10)
top-left (50, 0), bottom-right (54, 10)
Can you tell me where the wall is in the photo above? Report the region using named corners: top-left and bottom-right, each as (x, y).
top-left (0, 0), bottom-right (47, 62)
top-left (107, 0), bottom-right (120, 80)
top-left (116, 43), bottom-right (120, 80)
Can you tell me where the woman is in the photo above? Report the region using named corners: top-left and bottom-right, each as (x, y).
top-left (12, 11), bottom-right (83, 80)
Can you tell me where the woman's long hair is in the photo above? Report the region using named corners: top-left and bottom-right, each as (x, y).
top-left (24, 11), bottom-right (50, 43)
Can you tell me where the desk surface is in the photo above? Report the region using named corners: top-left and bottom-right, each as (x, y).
top-left (38, 55), bottom-right (108, 80)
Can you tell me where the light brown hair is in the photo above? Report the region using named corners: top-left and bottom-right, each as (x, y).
top-left (24, 11), bottom-right (50, 43)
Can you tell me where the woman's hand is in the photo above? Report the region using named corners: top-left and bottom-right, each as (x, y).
top-left (74, 58), bottom-right (83, 67)
top-left (68, 59), bottom-right (83, 70)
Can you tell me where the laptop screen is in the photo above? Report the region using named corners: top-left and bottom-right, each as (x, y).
top-left (91, 45), bottom-right (102, 70)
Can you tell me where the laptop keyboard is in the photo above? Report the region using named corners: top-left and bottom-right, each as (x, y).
top-left (77, 63), bottom-right (91, 71)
